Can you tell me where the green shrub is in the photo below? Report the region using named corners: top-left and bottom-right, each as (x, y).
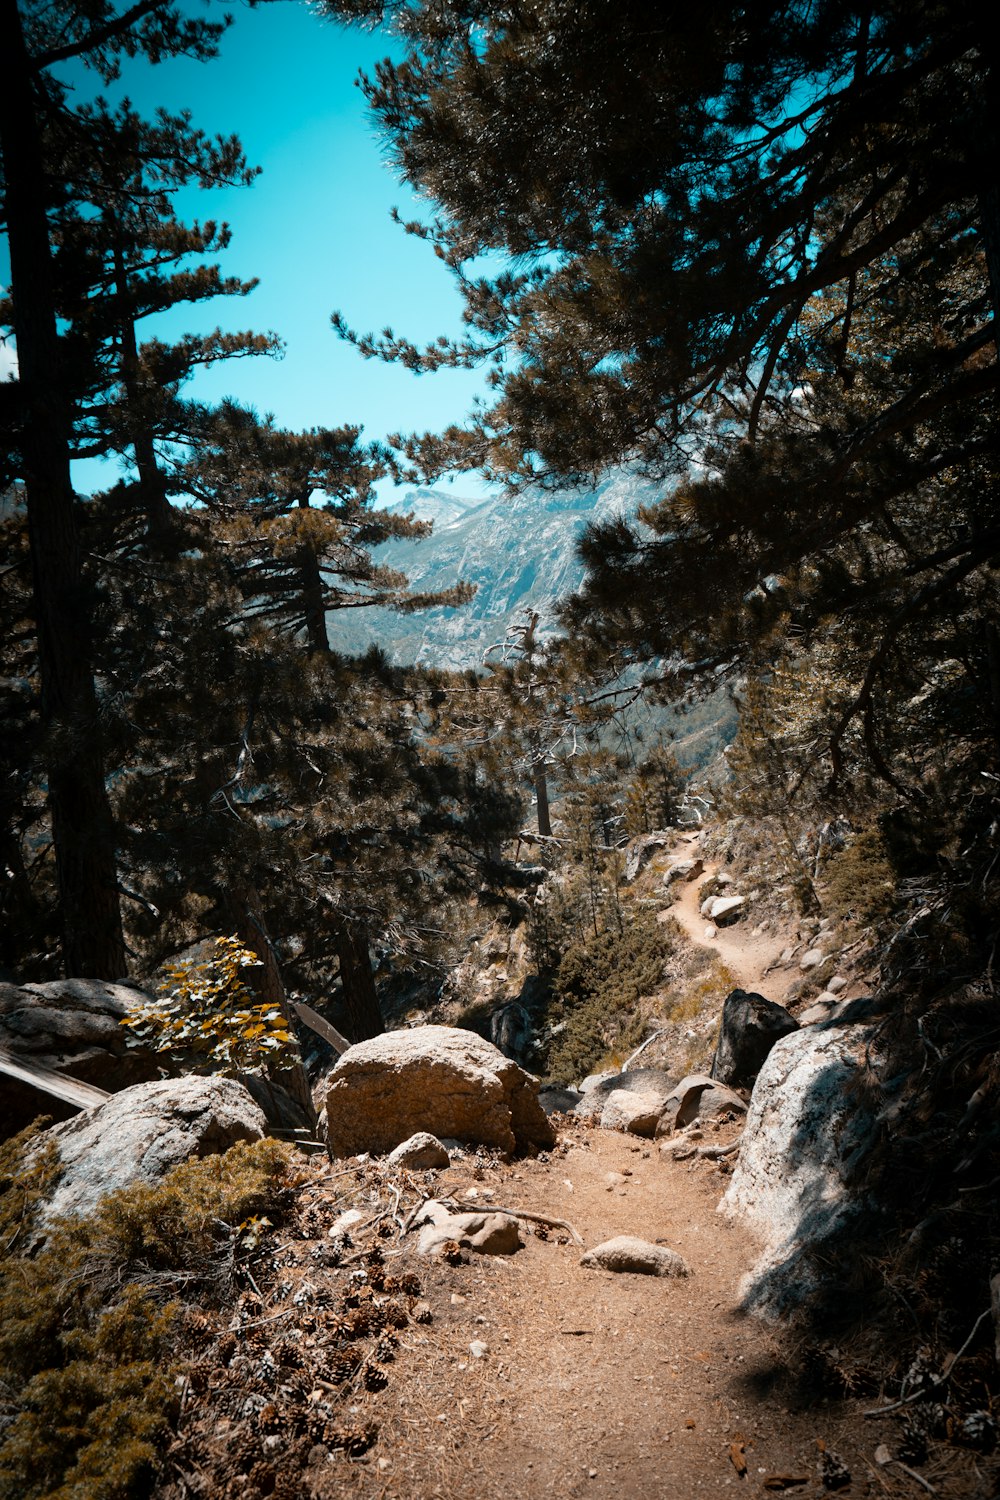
top-left (543, 911), bottom-right (672, 1087)
top-left (823, 828), bottom-right (897, 926)
top-left (0, 1133), bottom-right (294, 1500)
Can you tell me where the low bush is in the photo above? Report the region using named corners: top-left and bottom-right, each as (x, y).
top-left (0, 1128), bottom-right (294, 1500)
top-left (543, 911), bottom-right (672, 1087)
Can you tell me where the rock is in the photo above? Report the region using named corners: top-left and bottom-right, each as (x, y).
top-left (386, 1131), bottom-right (450, 1169)
top-left (703, 924), bottom-right (718, 940)
top-left (580, 1236), bottom-right (690, 1278)
top-left (827, 976), bottom-right (848, 995)
top-left (0, 977), bottom-right (162, 1139)
top-left (36, 1075), bottom-right (268, 1226)
top-left (599, 1089), bottom-right (666, 1138)
top-left (469, 1339), bottom-right (489, 1358)
top-left (710, 989), bottom-right (800, 1089)
top-left (324, 1025), bottom-right (554, 1158)
top-left (700, 896), bottom-right (716, 917)
top-left (489, 1001), bottom-right (533, 1062)
top-left (579, 1070), bottom-right (619, 1094)
top-left (623, 833), bottom-right (672, 883)
top-left (990, 1271), bottom-right (1000, 1364)
top-left (538, 1087), bottom-right (584, 1116)
top-left (719, 1025), bottom-right (879, 1317)
top-left (709, 895), bottom-right (744, 922)
top-left (656, 1073), bottom-right (747, 1133)
top-left (413, 1199), bottom-right (523, 1256)
top-left (663, 857), bottom-right (704, 886)
top-left (573, 1068), bottom-right (676, 1120)
top-left (799, 947), bottom-right (828, 971)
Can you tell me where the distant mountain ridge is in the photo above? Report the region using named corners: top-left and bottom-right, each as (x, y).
top-left (332, 471), bottom-right (660, 669)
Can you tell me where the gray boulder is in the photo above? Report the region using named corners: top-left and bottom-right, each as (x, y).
top-left (580, 1236), bottom-right (690, 1278)
top-left (386, 1131), bottom-right (450, 1169)
top-left (655, 1073), bottom-right (747, 1134)
top-left (36, 1075), bottom-right (268, 1225)
top-left (412, 1199), bottom-right (522, 1256)
top-left (573, 1067), bottom-right (675, 1120)
top-left (599, 1088), bottom-right (666, 1137)
top-left (623, 833), bottom-right (672, 883)
top-left (719, 1025), bottom-right (879, 1317)
top-left (0, 978), bottom-right (163, 1139)
top-left (325, 1025), bottom-right (554, 1158)
top-left (710, 988), bottom-right (799, 1088)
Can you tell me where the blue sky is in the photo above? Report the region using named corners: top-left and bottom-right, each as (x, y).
top-left (13, 0), bottom-right (498, 503)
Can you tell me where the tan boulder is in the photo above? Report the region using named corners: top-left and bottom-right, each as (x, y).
top-left (325, 1025), bottom-right (554, 1158)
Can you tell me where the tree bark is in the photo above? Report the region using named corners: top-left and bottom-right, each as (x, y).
top-left (296, 497), bottom-right (330, 654)
top-left (334, 921), bottom-right (384, 1042)
top-left (533, 753), bottom-right (552, 839)
top-left (0, 0), bottom-right (126, 978)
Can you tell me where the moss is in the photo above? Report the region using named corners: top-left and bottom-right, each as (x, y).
top-left (0, 1134), bottom-right (294, 1500)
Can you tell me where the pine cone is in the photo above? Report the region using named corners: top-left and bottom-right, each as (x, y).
top-left (817, 1447), bottom-right (851, 1489)
top-left (956, 1410), bottom-right (998, 1452)
top-left (326, 1422), bottom-right (378, 1457)
top-left (441, 1239), bottom-right (465, 1265)
top-left (375, 1334), bottom-right (398, 1362)
top-left (324, 1350), bottom-right (360, 1383)
top-left (383, 1300), bottom-right (409, 1330)
top-left (248, 1461), bottom-right (276, 1496)
top-left (363, 1364), bottom-right (389, 1392)
top-left (399, 1272), bottom-right (421, 1296)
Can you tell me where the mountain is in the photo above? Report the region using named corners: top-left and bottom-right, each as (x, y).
top-left (331, 471), bottom-right (659, 670)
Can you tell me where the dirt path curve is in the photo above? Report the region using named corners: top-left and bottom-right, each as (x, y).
top-left (337, 1126), bottom-right (893, 1500)
top-left (666, 854), bottom-right (787, 995)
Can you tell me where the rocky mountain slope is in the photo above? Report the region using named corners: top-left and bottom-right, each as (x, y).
top-left (331, 471), bottom-right (660, 669)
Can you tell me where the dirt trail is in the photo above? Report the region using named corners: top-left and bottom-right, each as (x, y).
top-left (333, 1124), bottom-right (900, 1500)
top-left (665, 855), bottom-right (787, 995)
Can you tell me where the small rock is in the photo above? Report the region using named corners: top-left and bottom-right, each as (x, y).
top-left (580, 1236), bottom-right (691, 1278)
top-left (704, 924), bottom-right (718, 940)
top-left (386, 1131), bottom-right (450, 1170)
top-left (469, 1340), bottom-right (489, 1359)
top-left (800, 948), bottom-right (827, 972)
top-left (329, 1208), bottom-right (365, 1239)
top-left (827, 976), bottom-right (848, 994)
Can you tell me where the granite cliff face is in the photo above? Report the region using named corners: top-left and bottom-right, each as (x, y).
top-left (329, 472), bottom-right (658, 669)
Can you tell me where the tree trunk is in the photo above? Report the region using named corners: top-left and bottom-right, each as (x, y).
top-left (296, 498), bottom-right (330, 654)
top-left (533, 753), bottom-right (552, 839)
top-left (0, 0), bottom-right (126, 979)
top-left (113, 234), bottom-right (176, 544)
top-left (334, 921), bottom-right (384, 1042)
top-left (225, 883), bottom-right (316, 1125)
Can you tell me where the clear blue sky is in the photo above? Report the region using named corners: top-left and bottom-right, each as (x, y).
top-left (48, 1), bottom-right (498, 503)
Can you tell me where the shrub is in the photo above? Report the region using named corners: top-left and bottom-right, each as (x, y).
top-left (543, 910), bottom-right (672, 1087)
top-left (0, 1132), bottom-right (294, 1500)
top-left (823, 828), bottom-right (897, 926)
top-left (123, 936), bottom-right (297, 1077)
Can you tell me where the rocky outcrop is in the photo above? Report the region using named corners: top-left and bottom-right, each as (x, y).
top-left (324, 1025), bottom-right (555, 1158)
top-left (580, 1236), bottom-right (690, 1277)
top-left (719, 1025), bottom-right (879, 1317)
top-left (36, 1075), bottom-right (268, 1226)
top-left (0, 978), bottom-right (161, 1138)
top-left (710, 989), bottom-right (799, 1089)
top-left (623, 833), bottom-right (672, 883)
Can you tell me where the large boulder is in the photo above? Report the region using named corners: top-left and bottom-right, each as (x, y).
top-left (0, 978), bottom-right (162, 1139)
top-left (573, 1067), bottom-right (675, 1120)
top-left (35, 1075), bottom-right (268, 1226)
top-left (655, 1073), bottom-right (747, 1134)
top-left (599, 1089), bottom-right (666, 1138)
top-left (324, 1025), bottom-right (555, 1158)
top-left (719, 1025), bottom-right (879, 1317)
top-left (710, 988), bottom-right (799, 1088)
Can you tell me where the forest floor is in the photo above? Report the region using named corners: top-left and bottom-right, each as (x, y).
top-left (158, 847), bottom-right (999, 1500)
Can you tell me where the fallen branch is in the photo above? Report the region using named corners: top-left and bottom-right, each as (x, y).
top-left (622, 1029), bottom-right (671, 1071)
top-left (864, 1307), bottom-right (991, 1416)
top-left (697, 1135), bottom-right (743, 1160)
top-left (487, 1204), bottom-right (584, 1247)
